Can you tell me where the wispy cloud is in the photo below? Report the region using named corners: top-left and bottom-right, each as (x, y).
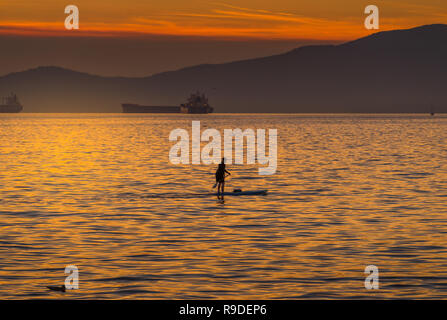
top-left (174, 3), bottom-right (329, 25)
top-left (1, 1), bottom-right (445, 40)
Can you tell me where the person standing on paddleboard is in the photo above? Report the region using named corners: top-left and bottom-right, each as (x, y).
top-left (214, 158), bottom-right (231, 194)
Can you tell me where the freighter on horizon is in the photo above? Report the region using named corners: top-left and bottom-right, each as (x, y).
top-left (122, 92), bottom-right (214, 114)
top-left (0, 93), bottom-right (23, 113)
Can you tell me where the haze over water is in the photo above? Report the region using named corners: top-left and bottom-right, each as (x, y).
top-left (1, 113), bottom-right (447, 299)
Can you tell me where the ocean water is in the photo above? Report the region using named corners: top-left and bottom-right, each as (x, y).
top-left (1, 113), bottom-right (447, 299)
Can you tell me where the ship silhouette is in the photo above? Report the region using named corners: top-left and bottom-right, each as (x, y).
top-left (122, 92), bottom-right (213, 114)
top-left (0, 93), bottom-right (23, 113)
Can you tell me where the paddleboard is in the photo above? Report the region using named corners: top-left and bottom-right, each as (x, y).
top-left (213, 190), bottom-right (268, 196)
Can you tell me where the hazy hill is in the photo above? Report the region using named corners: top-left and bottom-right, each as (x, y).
top-left (1, 24), bottom-right (446, 113)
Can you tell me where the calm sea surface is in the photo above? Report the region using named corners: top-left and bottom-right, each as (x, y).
top-left (1, 113), bottom-right (447, 299)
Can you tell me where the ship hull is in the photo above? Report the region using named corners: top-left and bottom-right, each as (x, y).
top-left (0, 105), bottom-right (23, 113)
top-left (180, 106), bottom-right (213, 114)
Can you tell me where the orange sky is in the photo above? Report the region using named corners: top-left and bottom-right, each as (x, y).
top-left (1, 0), bottom-right (447, 40)
top-left (1, 0), bottom-right (447, 77)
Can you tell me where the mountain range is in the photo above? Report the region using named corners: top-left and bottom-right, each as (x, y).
top-left (1, 24), bottom-right (446, 113)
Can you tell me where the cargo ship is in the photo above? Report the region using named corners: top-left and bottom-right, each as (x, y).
top-left (122, 92), bottom-right (213, 114)
top-left (0, 93), bottom-right (23, 113)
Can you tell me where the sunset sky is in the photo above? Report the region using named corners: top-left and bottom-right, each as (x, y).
top-left (0, 0), bottom-right (446, 76)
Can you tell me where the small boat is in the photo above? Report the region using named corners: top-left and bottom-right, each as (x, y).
top-left (430, 104), bottom-right (435, 116)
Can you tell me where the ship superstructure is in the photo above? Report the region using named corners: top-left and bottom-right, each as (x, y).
top-left (180, 92), bottom-right (213, 114)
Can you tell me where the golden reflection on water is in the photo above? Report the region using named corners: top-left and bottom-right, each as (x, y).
top-left (1, 113), bottom-right (447, 299)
